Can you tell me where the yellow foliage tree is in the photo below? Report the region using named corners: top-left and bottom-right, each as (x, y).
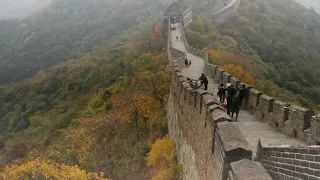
top-left (146, 135), bottom-right (181, 180)
top-left (0, 160), bottom-right (107, 180)
top-left (221, 64), bottom-right (255, 86)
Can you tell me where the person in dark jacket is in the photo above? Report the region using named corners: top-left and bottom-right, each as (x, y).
top-left (226, 95), bottom-right (233, 115)
top-left (238, 85), bottom-right (247, 107)
top-left (185, 58), bottom-right (189, 68)
top-left (199, 73), bottom-right (208, 90)
top-left (227, 85), bottom-right (237, 98)
top-left (217, 84), bottom-right (226, 103)
top-left (230, 97), bottom-right (241, 121)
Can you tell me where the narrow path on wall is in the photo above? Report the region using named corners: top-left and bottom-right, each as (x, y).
top-left (170, 23), bottom-right (305, 158)
top-left (212, 0), bottom-right (237, 16)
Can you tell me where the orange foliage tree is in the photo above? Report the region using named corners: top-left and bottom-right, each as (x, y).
top-left (204, 47), bottom-right (253, 73)
top-left (221, 64), bottom-right (255, 86)
top-left (204, 47), bottom-right (255, 86)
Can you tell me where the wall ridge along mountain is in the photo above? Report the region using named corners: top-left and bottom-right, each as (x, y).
top-left (165, 2), bottom-right (320, 178)
top-left (166, 19), bottom-right (272, 180)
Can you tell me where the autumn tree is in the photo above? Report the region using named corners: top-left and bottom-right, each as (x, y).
top-left (0, 160), bottom-right (107, 180)
top-left (146, 136), bottom-right (181, 180)
top-left (221, 64), bottom-right (255, 86)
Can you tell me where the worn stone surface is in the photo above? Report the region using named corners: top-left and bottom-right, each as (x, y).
top-left (230, 159), bottom-right (273, 180)
top-left (217, 122), bottom-right (251, 154)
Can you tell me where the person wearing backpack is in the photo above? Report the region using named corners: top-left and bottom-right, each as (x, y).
top-left (199, 73), bottom-right (209, 90)
top-left (217, 84), bottom-right (226, 103)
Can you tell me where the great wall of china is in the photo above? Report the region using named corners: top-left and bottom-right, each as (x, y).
top-left (165, 0), bottom-right (320, 179)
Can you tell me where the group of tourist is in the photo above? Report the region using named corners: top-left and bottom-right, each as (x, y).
top-left (217, 83), bottom-right (247, 121)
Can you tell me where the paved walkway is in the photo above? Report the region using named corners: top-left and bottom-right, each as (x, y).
top-left (170, 24), bottom-right (305, 158)
top-left (212, 0), bottom-right (237, 16)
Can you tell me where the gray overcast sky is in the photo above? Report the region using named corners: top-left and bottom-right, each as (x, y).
top-left (295, 0), bottom-right (320, 12)
top-left (0, 0), bottom-right (51, 19)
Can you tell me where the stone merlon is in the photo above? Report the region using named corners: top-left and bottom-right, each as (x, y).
top-left (217, 122), bottom-right (251, 156)
top-left (230, 159), bottom-right (273, 180)
top-left (250, 88), bottom-right (262, 96)
top-left (289, 104), bottom-right (313, 114)
top-left (260, 94), bottom-right (274, 101)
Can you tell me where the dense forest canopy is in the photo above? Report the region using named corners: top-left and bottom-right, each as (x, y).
top-left (0, 0), bottom-right (168, 84)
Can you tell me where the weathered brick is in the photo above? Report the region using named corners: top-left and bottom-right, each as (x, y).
top-left (309, 176), bottom-right (320, 180)
top-left (305, 155), bottom-right (315, 161)
top-left (293, 159), bottom-right (301, 166)
top-left (285, 148), bottom-right (292, 152)
top-left (314, 170), bottom-right (320, 177)
top-left (299, 148), bottom-right (309, 154)
top-left (308, 149), bottom-right (319, 155)
top-left (275, 162), bottom-right (282, 168)
top-left (296, 154), bottom-right (305, 160)
top-left (291, 148), bottom-right (299, 153)
top-left (300, 173), bottom-right (308, 180)
top-left (296, 166), bottom-right (304, 173)
top-left (282, 152), bottom-right (289, 158)
top-left (310, 162), bottom-right (320, 170)
top-left (304, 168), bottom-right (314, 176)
top-left (315, 156), bottom-right (320, 162)
top-left (301, 160), bottom-right (310, 167)
top-left (285, 158), bottom-right (293, 164)
top-left (279, 157), bottom-right (287, 163)
top-left (288, 153), bottom-right (296, 159)
top-left (291, 171), bottom-right (300, 178)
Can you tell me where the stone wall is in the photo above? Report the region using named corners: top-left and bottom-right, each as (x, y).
top-left (168, 54), bottom-right (275, 180)
top-left (210, 0), bottom-right (240, 25)
top-left (178, 17), bottom-right (320, 145)
top-left (256, 141), bottom-right (320, 180)
top-left (167, 21), bottom-right (272, 178)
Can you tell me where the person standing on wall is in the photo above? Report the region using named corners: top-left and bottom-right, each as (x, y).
top-left (185, 58), bottom-right (189, 68)
top-left (217, 84), bottom-right (226, 103)
top-left (238, 85), bottom-right (247, 107)
top-left (199, 73), bottom-right (208, 90)
top-left (230, 96), bottom-right (241, 121)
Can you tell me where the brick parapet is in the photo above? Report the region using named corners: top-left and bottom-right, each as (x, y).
top-left (256, 142), bottom-right (320, 180)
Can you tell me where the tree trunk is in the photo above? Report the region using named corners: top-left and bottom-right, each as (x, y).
top-left (135, 111), bottom-right (140, 141)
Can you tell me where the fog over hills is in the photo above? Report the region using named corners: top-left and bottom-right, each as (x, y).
top-left (0, 0), bottom-right (51, 19)
top-left (295, 0), bottom-right (320, 12)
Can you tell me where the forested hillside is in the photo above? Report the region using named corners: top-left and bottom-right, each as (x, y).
top-left (186, 0), bottom-right (320, 110)
top-left (0, 0), bottom-right (167, 84)
top-left (0, 0), bottom-right (180, 179)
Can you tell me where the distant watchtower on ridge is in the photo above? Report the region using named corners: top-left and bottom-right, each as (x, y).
top-left (165, 0), bottom-right (192, 27)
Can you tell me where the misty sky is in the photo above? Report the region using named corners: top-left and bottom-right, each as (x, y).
top-left (295, 0), bottom-right (320, 12)
top-left (0, 0), bottom-right (51, 19)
